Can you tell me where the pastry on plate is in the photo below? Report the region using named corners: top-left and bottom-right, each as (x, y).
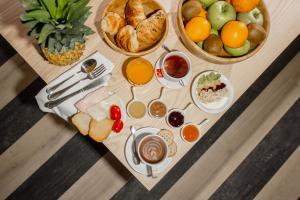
top-left (125, 0), bottom-right (146, 28)
top-left (158, 129), bottom-right (174, 146)
top-left (168, 142), bottom-right (177, 157)
top-left (116, 25), bottom-right (139, 52)
top-left (101, 12), bottom-right (126, 35)
top-left (136, 10), bottom-right (166, 51)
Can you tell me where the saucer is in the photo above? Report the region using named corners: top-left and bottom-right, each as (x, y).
top-left (154, 53), bottom-right (192, 89)
top-left (125, 127), bottom-right (172, 176)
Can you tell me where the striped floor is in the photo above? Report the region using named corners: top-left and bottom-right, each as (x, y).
top-left (0, 34), bottom-right (299, 200)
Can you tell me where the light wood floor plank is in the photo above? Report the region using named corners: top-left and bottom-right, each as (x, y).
top-left (59, 153), bottom-right (131, 200)
top-left (254, 147), bottom-right (300, 200)
top-left (162, 54), bottom-right (300, 200)
top-left (0, 114), bottom-right (76, 200)
top-left (0, 54), bottom-right (37, 109)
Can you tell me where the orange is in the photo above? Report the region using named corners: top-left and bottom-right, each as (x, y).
top-left (232, 0), bottom-right (260, 13)
top-left (126, 58), bottom-right (154, 86)
top-left (198, 8), bottom-right (208, 19)
top-left (221, 21), bottom-right (248, 48)
top-left (185, 17), bottom-right (211, 42)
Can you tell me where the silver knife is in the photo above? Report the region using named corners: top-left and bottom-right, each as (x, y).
top-left (45, 73), bottom-right (112, 109)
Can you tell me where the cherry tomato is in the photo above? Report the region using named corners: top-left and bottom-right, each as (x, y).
top-left (110, 105), bottom-right (121, 120)
top-left (112, 120), bottom-right (123, 133)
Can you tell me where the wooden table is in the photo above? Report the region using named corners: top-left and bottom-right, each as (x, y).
top-left (1, 0), bottom-right (300, 190)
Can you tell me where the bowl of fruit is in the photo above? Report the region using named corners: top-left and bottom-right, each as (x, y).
top-left (178, 0), bottom-right (270, 64)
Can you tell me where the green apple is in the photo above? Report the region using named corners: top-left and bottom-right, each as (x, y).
top-left (197, 41), bottom-right (203, 48)
top-left (224, 40), bottom-right (250, 56)
top-left (199, 0), bottom-right (217, 8)
top-left (208, 1), bottom-right (236, 30)
top-left (237, 8), bottom-right (264, 26)
top-left (210, 28), bottom-right (219, 35)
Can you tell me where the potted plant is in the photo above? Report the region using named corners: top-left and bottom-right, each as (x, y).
top-left (19, 0), bottom-right (94, 66)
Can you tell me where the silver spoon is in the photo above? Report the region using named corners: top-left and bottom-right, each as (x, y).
top-left (130, 126), bottom-right (141, 165)
top-left (46, 59), bottom-right (97, 94)
top-left (162, 45), bottom-right (172, 53)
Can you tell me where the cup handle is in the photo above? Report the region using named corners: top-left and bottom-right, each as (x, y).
top-left (197, 119), bottom-right (210, 129)
top-left (183, 103), bottom-right (193, 113)
top-left (131, 86), bottom-right (137, 100)
top-left (160, 87), bottom-right (166, 100)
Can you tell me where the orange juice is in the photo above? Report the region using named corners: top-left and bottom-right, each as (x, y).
top-left (126, 58), bottom-right (154, 86)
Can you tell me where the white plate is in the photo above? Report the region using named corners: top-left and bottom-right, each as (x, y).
top-left (100, 94), bottom-right (126, 137)
top-left (154, 53), bottom-right (192, 89)
top-left (191, 71), bottom-right (234, 114)
top-left (125, 127), bottom-right (172, 176)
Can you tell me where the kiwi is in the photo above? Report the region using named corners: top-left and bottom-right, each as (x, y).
top-left (203, 34), bottom-right (223, 56)
top-left (247, 23), bottom-right (267, 47)
top-left (182, 0), bottom-right (203, 21)
top-left (219, 48), bottom-right (231, 57)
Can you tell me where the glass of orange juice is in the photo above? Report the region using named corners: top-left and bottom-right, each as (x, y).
top-left (125, 58), bottom-right (154, 86)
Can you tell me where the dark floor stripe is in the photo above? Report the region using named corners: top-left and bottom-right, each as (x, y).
top-left (209, 98), bottom-right (300, 200)
top-left (0, 35), bottom-right (16, 66)
top-left (8, 134), bottom-right (108, 200)
top-left (0, 78), bottom-right (46, 154)
top-left (111, 35), bottom-right (300, 200)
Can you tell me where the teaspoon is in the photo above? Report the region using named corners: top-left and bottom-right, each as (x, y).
top-left (46, 59), bottom-right (97, 94)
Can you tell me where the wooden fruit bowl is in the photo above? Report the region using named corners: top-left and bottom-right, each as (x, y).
top-left (177, 0), bottom-right (270, 64)
top-left (98, 0), bottom-right (169, 57)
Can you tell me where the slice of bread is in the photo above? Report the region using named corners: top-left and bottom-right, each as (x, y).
top-left (158, 129), bottom-right (174, 146)
top-left (89, 118), bottom-right (114, 142)
top-left (168, 142), bottom-right (177, 157)
top-left (71, 112), bottom-right (92, 136)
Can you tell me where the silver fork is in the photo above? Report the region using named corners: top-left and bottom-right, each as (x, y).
top-left (47, 64), bottom-right (106, 100)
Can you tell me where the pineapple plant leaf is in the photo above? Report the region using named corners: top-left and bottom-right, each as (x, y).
top-left (19, 0), bottom-right (41, 10)
top-left (38, 24), bottom-right (55, 44)
top-left (40, 0), bottom-right (57, 18)
top-left (19, 0), bottom-right (94, 66)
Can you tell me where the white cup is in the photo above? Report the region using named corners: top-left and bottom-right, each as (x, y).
top-left (137, 135), bottom-right (168, 167)
top-left (180, 119), bottom-right (210, 143)
top-left (161, 51), bottom-right (191, 86)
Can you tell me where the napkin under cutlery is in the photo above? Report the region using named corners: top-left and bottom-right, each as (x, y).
top-left (35, 51), bottom-right (114, 121)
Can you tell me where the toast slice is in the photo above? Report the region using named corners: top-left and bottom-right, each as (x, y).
top-left (72, 112), bottom-right (92, 136)
top-left (89, 118), bottom-right (114, 142)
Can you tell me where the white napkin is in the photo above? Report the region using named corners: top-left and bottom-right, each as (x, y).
top-left (35, 51), bottom-right (114, 121)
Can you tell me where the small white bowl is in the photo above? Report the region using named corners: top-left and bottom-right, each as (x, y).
top-left (180, 119), bottom-right (209, 143)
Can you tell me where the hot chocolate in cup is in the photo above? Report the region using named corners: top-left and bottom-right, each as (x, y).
top-left (161, 51), bottom-right (191, 86)
top-left (137, 135), bottom-right (168, 166)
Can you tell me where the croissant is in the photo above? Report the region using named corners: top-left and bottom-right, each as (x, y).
top-left (136, 10), bottom-right (166, 51)
top-left (116, 25), bottom-right (140, 52)
top-left (125, 0), bottom-right (146, 28)
top-left (101, 12), bottom-right (126, 35)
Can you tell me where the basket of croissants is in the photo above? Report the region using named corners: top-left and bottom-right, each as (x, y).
top-left (99, 0), bottom-right (169, 56)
